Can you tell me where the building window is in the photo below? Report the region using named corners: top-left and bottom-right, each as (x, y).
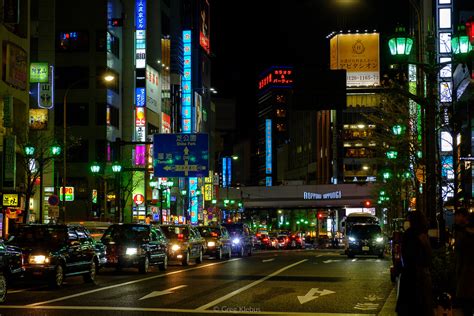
top-left (107, 105), bottom-right (119, 128)
top-left (68, 139), bottom-right (89, 163)
top-left (106, 31), bottom-right (120, 58)
top-left (57, 31), bottom-right (90, 52)
top-left (55, 67), bottom-right (89, 90)
top-left (276, 95), bottom-right (286, 103)
top-left (276, 109), bottom-right (286, 117)
top-left (68, 103), bottom-right (89, 126)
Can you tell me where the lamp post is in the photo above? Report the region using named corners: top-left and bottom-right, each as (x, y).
top-left (112, 161), bottom-right (122, 222)
top-left (387, 24), bottom-right (473, 234)
top-left (62, 73), bottom-right (115, 222)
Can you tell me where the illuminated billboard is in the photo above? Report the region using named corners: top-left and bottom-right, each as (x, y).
top-left (182, 30), bottom-right (192, 133)
top-left (258, 66), bottom-right (293, 90)
top-left (330, 33), bottom-right (380, 86)
top-left (199, 0), bottom-right (210, 54)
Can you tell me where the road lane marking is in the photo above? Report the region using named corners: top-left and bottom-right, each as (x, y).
top-left (297, 288), bottom-right (335, 304)
top-left (139, 285), bottom-right (187, 300)
top-left (322, 259), bottom-right (341, 264)
top-left (195, 259), bottom-right (308, 311)
top-left (27, 258), bottom-right (241, 307)
top-left (262, 258), bottom-right (275, 262)
top-left (352, 259), bottom-right (357, 262)
top-left (8, 286), bottom-right (46, 294)
top-left (0, 304), bottom-right (376, 315)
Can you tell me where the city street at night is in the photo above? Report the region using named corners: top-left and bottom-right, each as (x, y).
top-left (0, 249), bottom-right (394, 316)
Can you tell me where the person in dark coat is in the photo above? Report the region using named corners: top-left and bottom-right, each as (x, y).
top-left (396, 211), bottom-right (434, 316)
top-left (455, 212), bottom-right (474, 316)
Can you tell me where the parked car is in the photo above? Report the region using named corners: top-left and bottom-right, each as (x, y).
top-left (101, 224), bottom-right (168, 273)
top-left (222, 222), bottom-right (253, 257)
top-left (159, 224), bottom-right (206, 265)
top-left (346, 224), bottom-right (385, 259)
top-left (6, 224), bottom-right (98, 288)
top-left (196, 225), bottom-right (232, 259)
top-left (0, 240), bottom-right (23, 303)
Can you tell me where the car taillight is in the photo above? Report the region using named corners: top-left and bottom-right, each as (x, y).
top-left (297, 238), bottom-right (301, 241)
top-left (178, 233), bottom-right (184, 239)
top-left (263, 238), bottom-right (269, 242)
top-left (211, 232), bottom-right (218, 237)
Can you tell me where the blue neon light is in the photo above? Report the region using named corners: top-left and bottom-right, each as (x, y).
top-left (189, 177), bottom-right (198, 225)
top-left (182, 30), bottom-right (192, 134)
top-left (266, 176), bottom-right (272, 186)
top-left (135, 0), bottom-right (146, 30)
top-left (135, 87), bottom-right (145, 107)
top-left (265, 119), bottom-right (272, 175)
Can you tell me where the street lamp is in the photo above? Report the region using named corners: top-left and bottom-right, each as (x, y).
top-left (111, 161), bottom-right (122, 222)
top-left (62, 72), bottom-right (115, 222)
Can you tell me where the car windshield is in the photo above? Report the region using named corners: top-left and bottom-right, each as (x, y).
top-left (197, 227), bottom-right (220, 237)
top-left (222, 224), bottom-right (243, 235)
top-left (161, 226), bottom-right (190, 239)
top-left (9, 226), bottom-right (67, 245)
top-left (102, 225), bottom-right (149, 242)
top-left (349, 225), bottom-right (382, 239)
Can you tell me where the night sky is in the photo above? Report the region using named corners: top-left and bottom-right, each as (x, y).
top-left (210, 0), bottom-right (411, 140)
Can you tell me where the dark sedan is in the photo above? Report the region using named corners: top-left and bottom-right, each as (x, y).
top-left (159, 224), bottom-right (206, 265)
top-left (0, 240), bottom-right (23, 303)
top-left (196, 225), bottom-right (232, 259)
top-left (101, 224), bottom-right (168, 273)
top-left (6, 224), bottom-right (98, 288)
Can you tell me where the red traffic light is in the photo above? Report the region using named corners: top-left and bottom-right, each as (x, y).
top-left (364, 200), bottom-right (372, 207)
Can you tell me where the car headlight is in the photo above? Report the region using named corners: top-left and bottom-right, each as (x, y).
top-left (126, 248), bottom-right (138, 256)
top-left (348, 236), bottom-right (356, 243)
top-left (376, 237), bottom-right (384, 243)
top-left (29, 255), bottom-right (50, 264)
top-left (232, 238), bottom-right (241, 244)
top-left (207, 241), bottom-right (216, 247)
top-left (171, 244), bottom-right (181, 251)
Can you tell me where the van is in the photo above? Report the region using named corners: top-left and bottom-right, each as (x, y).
top-left (346, 223), bottom-right (385, 258)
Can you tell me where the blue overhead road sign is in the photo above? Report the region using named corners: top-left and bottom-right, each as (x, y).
top-left (153, 133), bottom-right (209, 177)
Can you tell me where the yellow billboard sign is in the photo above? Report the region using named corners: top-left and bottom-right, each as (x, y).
top-left (330, 33), bottom-right (380, 87)
top-left (3, 193), bottom-right (19, 207)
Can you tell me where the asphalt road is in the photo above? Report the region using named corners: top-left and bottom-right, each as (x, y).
top-left (0, 249), bottom-right (396, 316)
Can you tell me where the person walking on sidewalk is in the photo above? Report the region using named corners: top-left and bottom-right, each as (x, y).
top-left (396, 211), bottom-right (434, 316)
top-left (454, 211), bottom-right (474, 316)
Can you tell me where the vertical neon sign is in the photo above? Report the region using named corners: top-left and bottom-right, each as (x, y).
top-left (182, 30), bottom-right (192, 133)
top-left (265, 119), bottom-right (272, 186)
top-left (182, 30), bottom-right (197, 224)
top-left (134, 0), bottom-right (146, 166)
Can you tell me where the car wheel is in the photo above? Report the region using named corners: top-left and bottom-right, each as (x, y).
top-left (0, 273), bottom-right (7, 303)
top-left (49, 264), bottom-right (64, 288)
top-left (217, 248), bottom-right (223, 260)
top-left (83, 260), bottom-right (97, 283)
top-left (182, 250), bottom-right (190, 266)
top-left (139, 255), bottom-right (150, 274)
top-left (378, 252), bottom-right (385, 259)
top-left (196, 248), bottom-right (203, 264)
top-left (159, 255), bottom-right (168, 271)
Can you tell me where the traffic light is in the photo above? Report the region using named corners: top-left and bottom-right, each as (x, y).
top-left (364, 200), bottom-right (372, 207)
top-left (317, 212), bottom-right (323, 219)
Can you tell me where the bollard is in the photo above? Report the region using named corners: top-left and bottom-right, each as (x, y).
top-left (436, 292), bottom-right (453, 316)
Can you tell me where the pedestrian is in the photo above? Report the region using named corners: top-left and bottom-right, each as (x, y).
top-left (454, 211), bottom-right (474, 316)
top-left (396, 211), bottom-right (434, 316)
top-left (145, 214), bottom-right (152, 225)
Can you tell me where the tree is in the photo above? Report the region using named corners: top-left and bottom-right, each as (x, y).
top-left (363, 84), bottom-right (423, 228)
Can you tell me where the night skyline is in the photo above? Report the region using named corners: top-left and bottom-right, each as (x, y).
top-left (211, 0), bottom-right (411, 140)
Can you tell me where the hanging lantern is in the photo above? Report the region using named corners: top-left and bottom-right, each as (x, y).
top-left (388, 26), bottom-right (414, 56)
top-left (452, 24), bottom-right (473, 56)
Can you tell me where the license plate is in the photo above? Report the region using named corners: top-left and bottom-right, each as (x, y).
top-left (362, 246), bottom-right (370, 251)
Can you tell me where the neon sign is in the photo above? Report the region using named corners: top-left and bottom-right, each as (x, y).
top-left (258, 68), bottom-right (293, 90)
